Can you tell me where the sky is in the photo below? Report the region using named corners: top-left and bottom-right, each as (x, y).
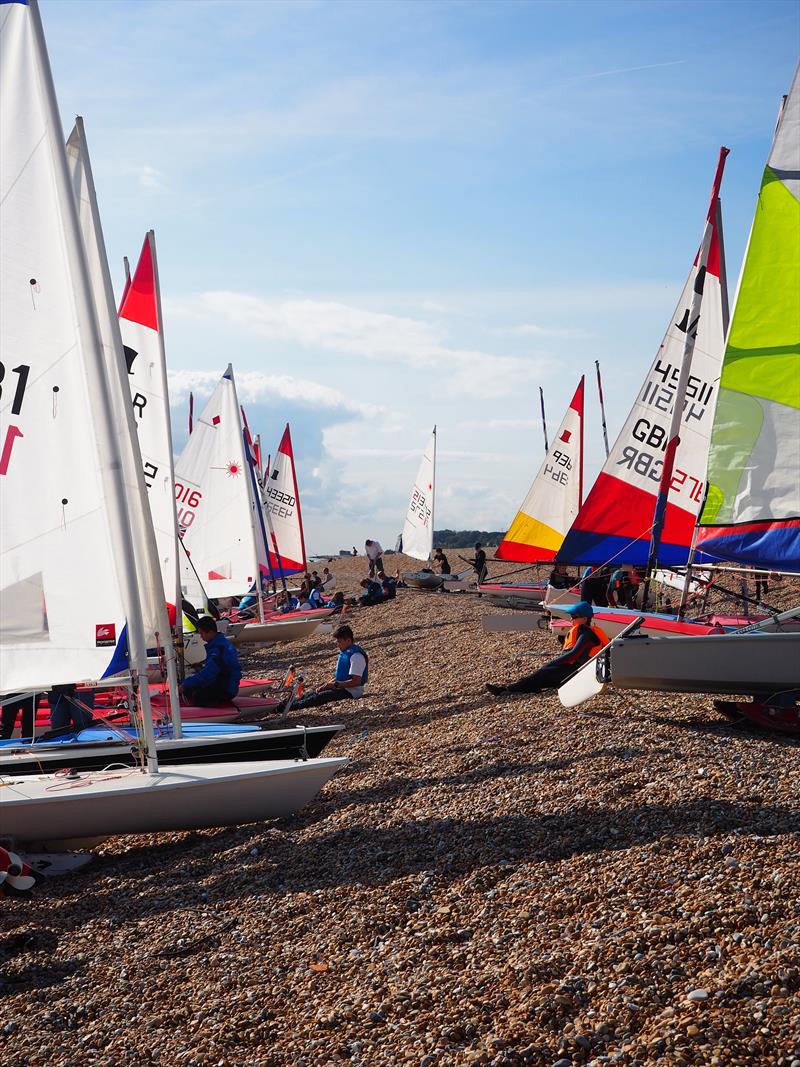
top-left (42, 0), bottom-right (799, 553)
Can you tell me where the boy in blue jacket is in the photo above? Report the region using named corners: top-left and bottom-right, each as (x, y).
top-left (181, 617), bottom-right (242, 706)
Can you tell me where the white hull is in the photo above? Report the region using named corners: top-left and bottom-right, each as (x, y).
top-left (610, 632), bottom-right (800, 696)
top-left (232, 617), bottom-right (323, 645)
top-left (1, 757), bottom-right (348, 842)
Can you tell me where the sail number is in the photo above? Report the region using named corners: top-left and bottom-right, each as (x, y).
top-left (0, 363), bottom-right (31, 475)
top-left (408, 488), bottom-right (431, 526)
top-left (175, 481), bottom-right (203, 531)
top-left (617, 446), bottom-right (703, 502)
top-left (544, 448), bottom-right (572, 485)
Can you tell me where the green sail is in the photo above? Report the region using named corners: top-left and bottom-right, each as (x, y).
top-left (697, 65), bottom-right (800, 570)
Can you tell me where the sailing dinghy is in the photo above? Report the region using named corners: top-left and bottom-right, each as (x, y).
top-left (176, 377), bottom-right (324, 645)
top-left (0, 0), bottom-right (346, 841)
top-left (558, 71), bottom-right (800, 709)
top-left (0, 722), bottom-right (343, 777)
top-left (399, 428), bottom-right (468, 590)
top-left (482, 378), bottom-right (585, 612)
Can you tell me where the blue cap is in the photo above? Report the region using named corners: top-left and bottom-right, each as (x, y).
top-left (562, 600), bottom-right (594, 618)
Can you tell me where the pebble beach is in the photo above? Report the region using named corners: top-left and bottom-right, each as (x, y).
top-left (2, 553), bottom-right (798, 1067)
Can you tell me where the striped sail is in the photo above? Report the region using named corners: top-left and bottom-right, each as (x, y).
top-left (556, 150), bottom-right (729, 567)
top-left (263, 424), bottom-right (307, 577)
top-left (696, 67), bottom-right (800, 571)
top-left (496, 378), bottom-right (584, 563)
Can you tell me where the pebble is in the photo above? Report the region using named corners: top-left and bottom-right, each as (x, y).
top-left (3, 557), bottom-right (799, 1067)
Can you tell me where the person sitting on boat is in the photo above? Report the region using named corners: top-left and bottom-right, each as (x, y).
top-left (548, 564), bottom-right (572, 590)
top-left (321, 566), bottom-right (336, 590)
top-left (365, 539), bottom-right (384, 578)
top-left (433, 548), bottom-right (451, 575)
top-left (275, 590), bottom-right (299, 614)
top-left (180, 617), bottom-right (241, 707)
top-left (469, 543), bottom-right (488, 584)
top-left (485, 601), bottom-right (609, 697)
top-left (288, 625), bottom-right (368, 710)
top-left (48, 684), bottom-right (95, 732)
top-left (307, 582), bottom-right (325, 609)
top-left (359, 577), bottom-right (384, 606)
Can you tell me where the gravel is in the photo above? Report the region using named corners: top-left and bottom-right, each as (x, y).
top-left (1, 554), bottom-right (798, 1066)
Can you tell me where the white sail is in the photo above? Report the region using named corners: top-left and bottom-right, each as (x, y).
top-left (175, 367), bottom-right (265, 599)
top-left (0, 0), bottom-right (149, 699)
top-left (401, 428), bottom-right (436, 562)
top-left (119, 231), bottom-right (181, 617)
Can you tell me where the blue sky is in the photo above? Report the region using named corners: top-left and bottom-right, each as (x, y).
top-left (43, 0), bottom-right (799, 552)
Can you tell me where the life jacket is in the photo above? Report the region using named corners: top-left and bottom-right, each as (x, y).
top-left (563, 622), bottom-right (610, 655)
top-left (335, 643), bottom-right (369, 686)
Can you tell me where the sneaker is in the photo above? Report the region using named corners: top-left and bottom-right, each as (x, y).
top-left (485, 683), bottom-right (506, 696)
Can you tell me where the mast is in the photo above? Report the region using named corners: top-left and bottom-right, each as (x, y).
top-left (539, 387), bottom-right (549, 454)
top-left (594, 360), bottom-right (610, 459)
top-left (29, 0), bottom-right (158, 771)
top-left (148, 230), bottom-right (184, 729)
top-left (68, 123), bottom-right (183, 737)
top-left (643, 217), bottom-right (714, 598)
top-left (188, 392), bottom-right (194, 435)
top-left (228, 371), bottom-right (267, 622)
top-left (431, 425), bottom-right (437, 561)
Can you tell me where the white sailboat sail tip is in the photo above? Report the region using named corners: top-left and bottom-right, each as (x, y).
top-left (175, 371), bottom-right (263, 598)
top-left (401, 430), bottom-right (436, 562)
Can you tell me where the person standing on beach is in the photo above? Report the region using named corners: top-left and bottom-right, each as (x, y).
top-left (288, 625), bottom-right (368, 710)
top-left (470, 542), bottom-right (488, 584)
top-left (434, 548), bottom-right (451, 575)
top-left (485, 601), bottom-right (608, 696)
top-left (365, 539), bottom-right (384, 577)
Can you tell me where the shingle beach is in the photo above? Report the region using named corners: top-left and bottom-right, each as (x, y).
top-left (2, 554), bottom-right (798, 1067)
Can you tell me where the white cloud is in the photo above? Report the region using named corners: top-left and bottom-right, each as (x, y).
top-left (501, 323), bottom-right (592, 340)
top-left (168, 292), bottom-right (559, 398)
top-left (167, 368), bottom-right (371, 417)
top-left (128, 163), bottom-right (167, 192)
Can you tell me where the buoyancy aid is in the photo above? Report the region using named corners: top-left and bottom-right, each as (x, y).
top-left (335, 643), bottom-right (369, 685)
top-left (563, 622), bottom-right (610, 655)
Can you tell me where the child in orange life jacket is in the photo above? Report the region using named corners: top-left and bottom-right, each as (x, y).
top-left (486, 601), bottom-right (609, 696)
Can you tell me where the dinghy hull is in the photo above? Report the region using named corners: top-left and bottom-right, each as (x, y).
top-left (610, 632), bottom-right (800, 696)
top-left (1, 757), bottom-right (348, 842)
top-left (0, 724), bottom-right (342, 777)
top-left (232, 617), bottom-right (323, 644)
